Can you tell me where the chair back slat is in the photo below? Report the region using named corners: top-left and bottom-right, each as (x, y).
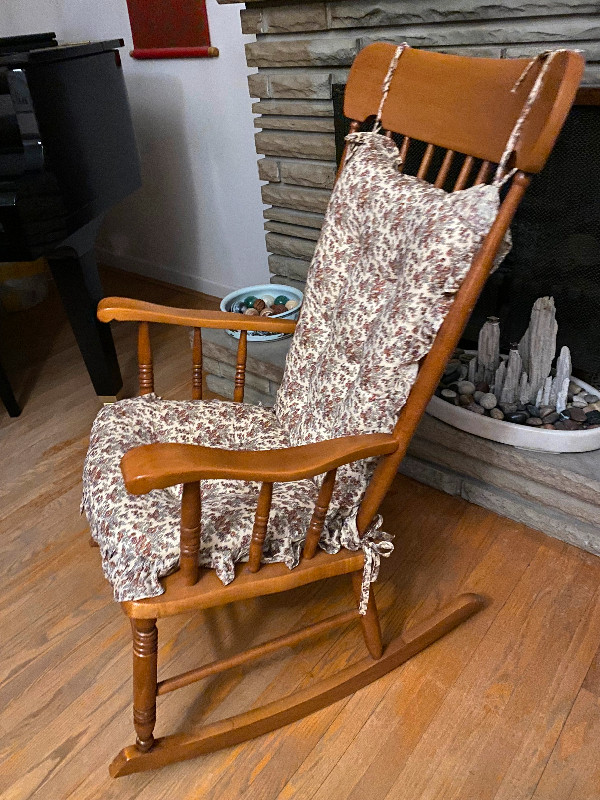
top-left (180, 482), bottom-right (201, 585)
top-left (434, 149), bottom-right (455, 188)
top-left (344, 44), bottom-right (583, 174)
top-left (192, 328), bottom-right (203, 400)
top-left (453, 155), bottom-right (475, 191)
top-left (138, 322), bottom-right (154, 395)
top-left (247, 482), bottom-right (273, 573)
top-left (417, 142), bottom-right (435, 180)
top-left (234, 330), bottom-right (247, 403)
top-left (303, 469), bottom-right (337, 560)
top-left (474, 160), bottom-right (492, 185)
top-left (398, 136), bottom-right (411, 172)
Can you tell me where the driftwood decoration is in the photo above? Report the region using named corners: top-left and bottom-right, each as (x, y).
top-left (518, 372), bottom-right (531, 406)
top-left (492, 359), bottom-right (506, 399)
top-left (477, 316), bottom-right (501, 385)
top-left (538, 375), bottom-right (553, 407)
top-left (518, 296), bottom-right (558, 403)
top-left (438, 296), bottom-right (591, 432)
top-left (457, 296), bottom-right (575, 418)
top-left (467, 356), bottom-right (477, 384)
top-left (554, 345), bottom-right (572, 413)
top-left (500, 346), bottom-right (523, 405)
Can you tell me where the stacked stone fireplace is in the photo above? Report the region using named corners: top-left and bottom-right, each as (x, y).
top-left (207, 0), bottom-right (600, 555)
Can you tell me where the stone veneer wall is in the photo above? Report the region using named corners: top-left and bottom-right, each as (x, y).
top-left (217, 0), bottom-right (600, 290)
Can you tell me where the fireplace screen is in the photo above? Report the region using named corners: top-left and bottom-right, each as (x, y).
top-left (333, 85), bottom-right (600, 387)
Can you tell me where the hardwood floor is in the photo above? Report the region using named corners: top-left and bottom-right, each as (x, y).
top-left (1, 268), bottom-right (600, 799)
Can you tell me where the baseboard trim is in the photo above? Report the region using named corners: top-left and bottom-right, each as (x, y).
top-left (95, 248), bottom-right (235, 300)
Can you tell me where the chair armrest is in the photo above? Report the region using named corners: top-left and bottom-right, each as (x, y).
top-left (121, 434), bottom-right (398, 495)
top-left (97, 297), bottom-right (297, 334)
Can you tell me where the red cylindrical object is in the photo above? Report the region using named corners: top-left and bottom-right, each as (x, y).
top-left (130, 46), bottom-right (218, 60)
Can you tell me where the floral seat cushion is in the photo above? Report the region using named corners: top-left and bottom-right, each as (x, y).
top-left (82, 394), bottom-right (318, 601)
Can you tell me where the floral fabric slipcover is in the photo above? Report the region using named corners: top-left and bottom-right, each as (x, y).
top-left (82, 131), bottom-right (509, 608)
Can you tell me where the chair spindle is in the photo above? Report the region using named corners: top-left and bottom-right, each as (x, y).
top-left (180, 481), bottom-right (201, 585)
top-left (247, 482), bottom-right (273, 573)
top-left (234, 330), bottom-right (247, 403)
top-left (303, 469), bottom-right (337, 559)
top-left (474, 160), bottom-right (492, 185)
top-left (192, 328), bottom-right (203, 400)
top-left (417, 142), bottom-right (435, 180)
top-left (398, 136), bottom-right (410, 172)
top-left (138, 322), bottom-right (154, 395)
top-left (434, 149), bottom-right (455, 188)
top-left (453, 155), bottom-right (475, 190)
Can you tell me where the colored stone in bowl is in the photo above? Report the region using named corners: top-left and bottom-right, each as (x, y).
top-left (285, 299), bottom-right (299, 310)
top-left (260, 294), bottom-right (275, 307)
top-left (243, 295), bottom-right (257, 308)
top-left (271, 304), bottom-right (287, 315)
top-left (274, 295), bottom-right (289, 305)
top-left (244, 308), bottom-right (259, 316)
top-left (259, 307), bottom-right (273, 316)
top-left (231, 301), bottom-right (247, 314)
top-left (253, 298), bottom-right (266, 312)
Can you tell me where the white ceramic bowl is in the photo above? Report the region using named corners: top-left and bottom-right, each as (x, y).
top-left (220, 283), bottom-right (303, 342)
top-left (427, 354), bottom-right (600, 453)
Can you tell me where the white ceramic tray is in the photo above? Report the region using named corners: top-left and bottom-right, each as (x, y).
top-left (220, 283), bottom-right (303, 342)
top-left (427, 371), bottom-right (600, 453)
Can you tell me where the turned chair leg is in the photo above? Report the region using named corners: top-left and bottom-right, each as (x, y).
top-left (352, 572), bottom-right (383, 660)
top-left (132, 618), bottom-right (158, 753)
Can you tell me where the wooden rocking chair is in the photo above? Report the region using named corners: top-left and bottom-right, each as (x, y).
top-left (87, 44), bottom-right (583, 776)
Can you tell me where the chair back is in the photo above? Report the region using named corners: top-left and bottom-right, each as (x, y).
top-left (344, 43), bottom-right (584, 177)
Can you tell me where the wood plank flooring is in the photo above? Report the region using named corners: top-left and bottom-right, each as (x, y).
top-left (1, 268), bottom-right (600, 799)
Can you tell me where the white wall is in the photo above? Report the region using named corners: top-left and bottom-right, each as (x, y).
top-left (3, 0), bottom-right (269, 297)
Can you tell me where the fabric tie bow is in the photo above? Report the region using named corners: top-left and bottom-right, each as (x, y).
top-left (340, 510), bottom-right (394, 614)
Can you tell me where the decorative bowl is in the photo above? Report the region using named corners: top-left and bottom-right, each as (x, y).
top-left (427, 355), bottom-right (600, 453)
top-left (220, 283), bottom-right (303, 342)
